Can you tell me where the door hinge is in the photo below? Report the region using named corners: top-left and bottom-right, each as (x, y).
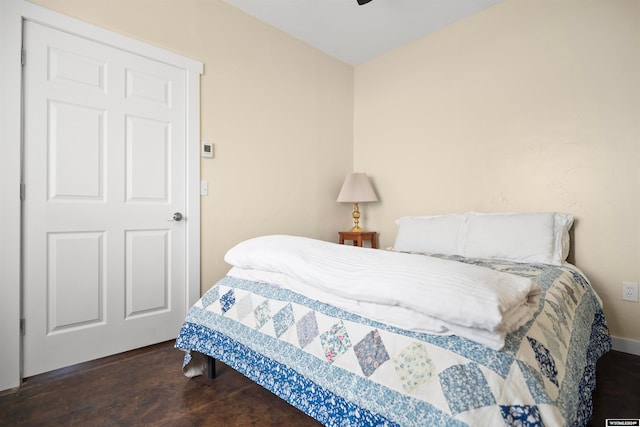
top-left (21, 48), bottom-right (25, 66)
top-left (20, 183), bottom-right (25, 200)
top-left (20, 318), bottom-right (25, 336)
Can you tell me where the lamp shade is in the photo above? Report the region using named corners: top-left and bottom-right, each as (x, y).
top-left (336, 173), bottom-right (378, 203)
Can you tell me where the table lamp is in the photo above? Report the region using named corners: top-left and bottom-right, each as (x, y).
top-left (336, 172), bottom-right (378, 232)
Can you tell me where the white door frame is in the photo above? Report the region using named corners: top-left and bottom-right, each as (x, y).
top-left (0, 0), bottom-right (202, 392)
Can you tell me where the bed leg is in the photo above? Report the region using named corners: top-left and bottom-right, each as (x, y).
top-left (207, 356), bottom-right (216, 379)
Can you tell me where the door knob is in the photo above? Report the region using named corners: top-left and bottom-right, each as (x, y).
top-left (169, 212), bottom-right (183, 221)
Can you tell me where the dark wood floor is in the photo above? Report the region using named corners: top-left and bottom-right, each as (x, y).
top-left (588, 349), bottom-right (640, 427)
top-left (0, 341), bottom-right (637, 426)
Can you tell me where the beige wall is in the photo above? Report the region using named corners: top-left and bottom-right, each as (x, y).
top-left (30, 0), bottom-right (355, 293)
top-left (355, 0), bottom-right (640, 341)
top-left (30, 0), bottom-right (640, 343)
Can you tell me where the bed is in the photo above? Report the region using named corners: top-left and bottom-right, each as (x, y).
top-left (176, 212), bottom-right (611, 427)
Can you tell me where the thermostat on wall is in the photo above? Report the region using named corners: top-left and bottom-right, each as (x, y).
top-left (202, 141), bottom-right (214, 158)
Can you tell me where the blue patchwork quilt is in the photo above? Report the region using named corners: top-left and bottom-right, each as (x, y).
top-left (176, 256), bottom-right (610, 427)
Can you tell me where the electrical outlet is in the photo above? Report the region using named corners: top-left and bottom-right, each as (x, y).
top-left (622, 281), bottom-right (639, 302)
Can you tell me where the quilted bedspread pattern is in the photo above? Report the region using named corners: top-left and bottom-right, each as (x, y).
top-left (176, 257), bottom-right (610, 427)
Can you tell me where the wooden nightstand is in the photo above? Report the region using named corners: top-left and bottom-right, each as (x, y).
top-left (338, 231), bottom-right (378, 249)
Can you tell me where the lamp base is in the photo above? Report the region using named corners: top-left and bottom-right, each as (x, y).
top-left (350, 202), bottom-right (362, 232)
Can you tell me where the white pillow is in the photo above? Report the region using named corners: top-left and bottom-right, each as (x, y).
top-left (463, 212), bottom-right (574, 265)
top-left (554, 212), bottom-right (574, 263)
top-left (394, 214), bottom-right (465, 255)
top-left (393, 211), bottom-right (574, 265)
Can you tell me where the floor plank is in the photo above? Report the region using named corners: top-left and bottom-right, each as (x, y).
top-left (0, 342), bottom-right (319, 427)
top-left (588, 349), bottom-right (640, 426)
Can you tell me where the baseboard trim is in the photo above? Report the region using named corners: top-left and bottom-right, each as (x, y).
top-left (611, 336), bottom-right (640, 356)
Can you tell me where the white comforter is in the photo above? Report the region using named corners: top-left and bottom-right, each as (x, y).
top-left (224, 235), bottom-right (542, 350)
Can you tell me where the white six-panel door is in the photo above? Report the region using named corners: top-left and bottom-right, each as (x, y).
top-left (22, 20), bottom-right (189, 376)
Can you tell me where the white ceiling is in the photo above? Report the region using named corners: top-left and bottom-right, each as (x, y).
top-left (223, 0), bottom-right (503, 65)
